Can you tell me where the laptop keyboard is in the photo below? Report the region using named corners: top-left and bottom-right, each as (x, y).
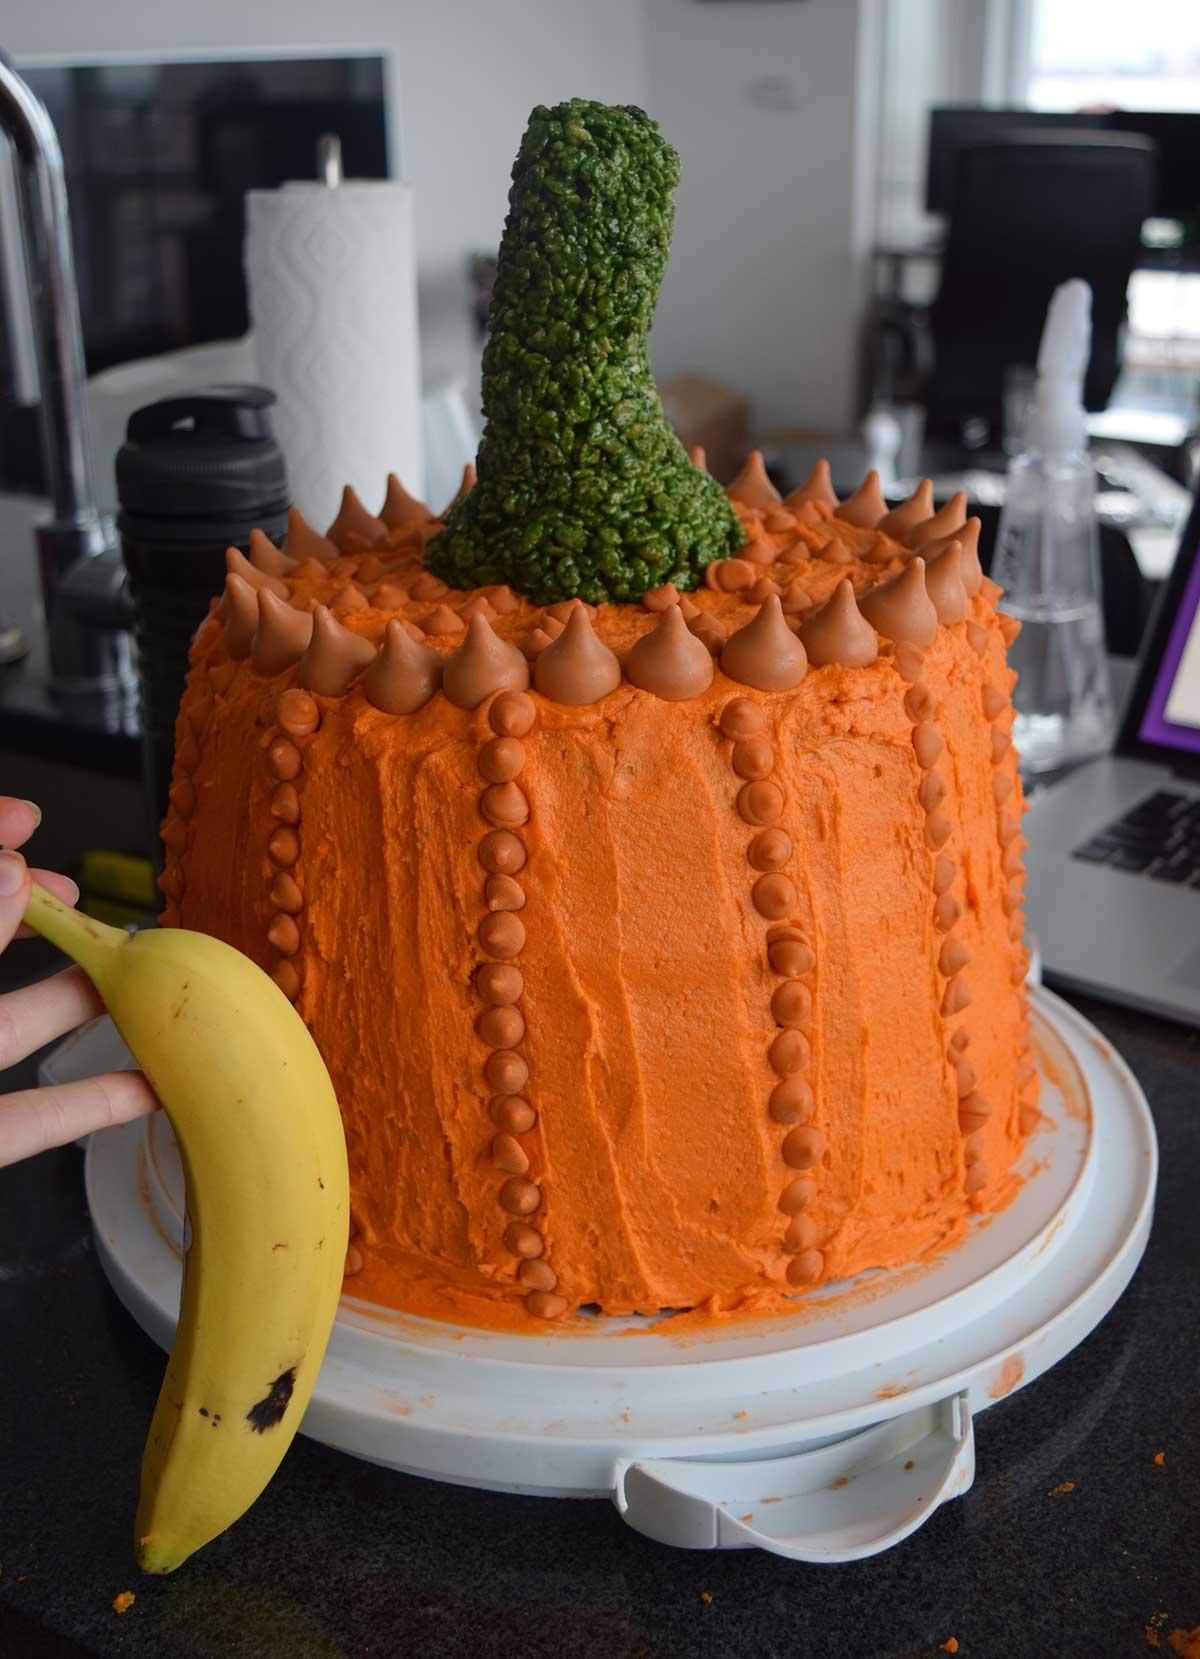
top-left (1072, 790), bottom-right (1200, 885)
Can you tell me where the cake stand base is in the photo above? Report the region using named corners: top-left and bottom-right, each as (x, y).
top-left (82, 987), bottom-right (1154, 1561)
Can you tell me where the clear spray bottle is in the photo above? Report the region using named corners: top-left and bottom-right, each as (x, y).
top-left (992, 279), bottom-right (1114, 773)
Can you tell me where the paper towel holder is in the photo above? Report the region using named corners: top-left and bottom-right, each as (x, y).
top-left (317, 134), bottom-right (343, 188)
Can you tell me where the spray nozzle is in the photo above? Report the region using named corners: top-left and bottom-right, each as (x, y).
top-left (1031, 278), bottom-right (1092, 457)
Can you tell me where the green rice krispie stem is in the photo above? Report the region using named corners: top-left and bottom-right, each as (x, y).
top-left (425, 99), bottom-right (745, 606)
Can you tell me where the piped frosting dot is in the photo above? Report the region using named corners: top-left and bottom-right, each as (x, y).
top-left (625, 604), bottom-right (715, 701)
top-left (533, 605), bottom-right (622, 705)
top-left (726, 449), bottom-right (781, 509)
top-left (748, 828), bottom-right (792, 872)
top-left (251, 591), bottom-right (314, 678)
top-left (443, 614), bottom-right (531, 709)
top-left (379, 473), bottom-right (435, 529)
top-left (298, 606), bottom-right (376, 696)
top-left (492, 1096), bottom-right (537, 1134)
top-left (786, 1249), bottom-right (824, 1287)
top-left (485, 1049), bottom-right (530, 1094)
top-left (768, 1077), bottom-right (814, 1125)
top-left (753, 873), bottom-right (797, 919)
top-left (768, 1029), bottom-right (809, 1076)
top-left (875, 478), bottom-right (934, 538)
top-left (778, 1176), bottom-right (817, 1215)
top-left (719, 697), bottom-right (765, 740)
top-left (226, 544), bottom-right (288, 598)
top-left (479, 781), bottom-right (530, 829)
top-left (797, 579), bottom-right (878, 668)
top-left (785, 459), bottom-right (837, 508)
top-left (924, 541), bottom-right (970, 625)
top-left (782, 1126), bottom-right (825, 1169)
top-left (364, 620), bottom-right (443, 715)
top-left (267, 738), bottom-right (302, 782)
top-left (498, 1177), bottom-right (540, 1216)
top-left (484, 874), bottom-right (526, 912)
top-left (731, 737), bottom-right (774, 781)
top-left (476, 963), bottom-right (524, 1006)
top-left (721, 595), bottom-right (808, 692)
top-left (477, 1004), bottom-right (526, 1048)
top-left (859, 559), bottom-right (939, 647)
top-left (478, 911), bottom-right (526, 959)
top-left (833, 469), bottom-right (887, 528)
top-left (737, 780), bottom-right (785, 826)
top-left (478, 737), bottom-right (526, 784)
top-left (282, 506), bottom-right (338, 564)
top-left (276, 688), bottom-right (320, 737)
top-left (220, 572), bottom-right (258, 659)
top-left (477, 830), bottom-right (527, 874)
top-left (249, 527), bottom-right (297, 578)
top-left (327, 484), bottom-right (388, 548)
top-left (503, 1222), bottom-right (544, 1258)
top-left (903, 489), bottom-right (968, 550)
top-left (768, 935), bottom-right (815, 977)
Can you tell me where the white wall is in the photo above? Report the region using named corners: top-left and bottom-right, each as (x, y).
top-left (645, 0), bottom-right (878, 435)
top-left (10, 1), bottom-right (647, 392)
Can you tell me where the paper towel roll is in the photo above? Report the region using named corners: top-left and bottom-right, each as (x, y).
top-left (246, 181), bottom-right (423, 531)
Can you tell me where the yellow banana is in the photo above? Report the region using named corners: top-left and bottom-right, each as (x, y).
top-left (23, 884), bottom-right (349, 1574)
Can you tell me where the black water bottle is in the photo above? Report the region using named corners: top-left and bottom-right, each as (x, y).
top-left (117, 387), bottom-right (289, 861)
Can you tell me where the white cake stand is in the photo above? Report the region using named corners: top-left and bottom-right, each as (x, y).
top-left (80, 986), bottom-right (1154, 1563)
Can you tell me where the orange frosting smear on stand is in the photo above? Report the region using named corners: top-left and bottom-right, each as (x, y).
top-left (163, 471), bottom-right (1036, 1331)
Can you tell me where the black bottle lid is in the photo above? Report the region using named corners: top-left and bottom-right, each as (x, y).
top-left (116, 385), bottom-right (289, 543)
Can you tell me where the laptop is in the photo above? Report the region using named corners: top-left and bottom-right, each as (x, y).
top-left (1024, 477), bottom-right (1200, 1024)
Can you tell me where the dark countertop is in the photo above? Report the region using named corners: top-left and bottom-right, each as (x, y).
top-left (1, 988), bottom-right (1198, 1659)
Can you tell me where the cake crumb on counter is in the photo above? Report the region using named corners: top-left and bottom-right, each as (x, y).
top-left (1168, 1626), bottom-right (1200, 1658)
top-left (699, 1591), bottom-right (713, 1605)
top-left (939, 1640), bottom-right (959, 1654)
top-left (112, 1591), bottom-right (135, 1615)
top-left (1154, 1451), bottom-right (1166, 1466)
top-left (1048, 1480), bottom-right (1076, 1495)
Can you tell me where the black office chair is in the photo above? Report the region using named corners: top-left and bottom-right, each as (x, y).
top-left (924, 131), bottom-right (1157, 444)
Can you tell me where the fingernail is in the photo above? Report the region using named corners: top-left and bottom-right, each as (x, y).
top-left (22, 800), bottom-right (42, 829)
top-left (0, 850), bottom-right (27, 895)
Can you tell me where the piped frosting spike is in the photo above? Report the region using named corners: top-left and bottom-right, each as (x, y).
top-left (297, 605), bottom-right (376, 696)
top-left (720, 594), bottom-right (808, 691)
top-left (626, 602), bottom-right (715, 700)
top-left (726, 450), bottom-right (781, 509)
top-left (439, 463), bottom-right (477, 519)
top-left (251, 590), bottom-right (315, 677)
top-left (219, 572), bottom-right (258, 659)
top-left (281, 506), bottom-right (339, 564)
top-left (225, 545), bottom-right (288, 598)
top-left (380, 473), bottom-right (435, 529)
top-left (689, 445), bottom-right (708, 472)
top-left (859, 557), bottom-right (939, 646)
top-left (249, 528), bottom-right (297, 579)
top-left (875, 478), bottom-right (934, 538)
top-left (918, 516), bottom-right (983, 595)
top-left (903, 489), bottom-right (968, 549)
top-left (833, 469), bottom-right (887, 528)
top-left (327, 484), bottom-right (388, 548)
top-left (533, 604), bottom-right (621, 705)
top-left (784, 458), bottom-right (837, 508)
top-left (364, 618), bottom-right (443, 714)
top-left (442, 613), bottom-right (530, 709)
top-left (798, 579), bottom-right (878, 668)
top-left (924, 540), bottom-right (970, 625)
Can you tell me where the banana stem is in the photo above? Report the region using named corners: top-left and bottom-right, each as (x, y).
top-left (23, 882), bottom-right (127, 987)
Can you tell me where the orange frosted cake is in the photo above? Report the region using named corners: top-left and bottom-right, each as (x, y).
top-left (160, 100), bottom-right (1037, 1330)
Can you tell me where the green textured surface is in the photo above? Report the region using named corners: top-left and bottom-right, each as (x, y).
top-left (426, 99), bottom-right (744, 605)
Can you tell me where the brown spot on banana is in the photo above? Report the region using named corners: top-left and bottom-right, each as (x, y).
top-left (246, 1367), bottom-right (297, 1433)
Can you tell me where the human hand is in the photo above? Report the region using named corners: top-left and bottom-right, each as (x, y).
top-left (0, 797), bottom-right (157, 1168)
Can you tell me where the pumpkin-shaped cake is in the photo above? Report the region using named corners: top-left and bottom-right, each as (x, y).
top-left (161, 100), bottom-right (1036, 1329)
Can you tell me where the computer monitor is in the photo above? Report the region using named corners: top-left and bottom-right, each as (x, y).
top-left (926, 106), bottom-right (1200, 223)
top-left (1122, 481), bottom-right (1200, 767)
top-left (925, 107), bottom-right (1107, 215)
top-left (12, 52), bottom-right (390, 375)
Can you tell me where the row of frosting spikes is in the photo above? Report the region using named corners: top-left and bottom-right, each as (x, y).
top-left (217, 530), bottom-right (978, 715)
top-left (233, 450), bottom-right (976, 591)
top-left (722, 448), bottom-right (982, 563)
